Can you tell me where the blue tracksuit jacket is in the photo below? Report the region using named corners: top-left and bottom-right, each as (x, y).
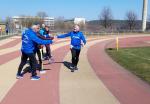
top-left (57, 31), bottom-right (86, 49)
top-left (21, 28), bottom-right (52, 53)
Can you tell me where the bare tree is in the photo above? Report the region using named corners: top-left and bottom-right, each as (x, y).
top-left (55, 16), bottom-right (65, 31)
top-left (5, 16), bottom-right (15, 33)
top-left (5, 16), bottom-right (11, 24)
top-left (78, 22), bottom-right (86, 31)
top-left (125, 11), bottom-right (138, 30)
top-left (36, 11), bottom-right (48, 25)
top-left (64, 21), bottom-right (74, 32)
top-left (36, 11), bottom-right (48, 19)
top-left (19, 16), bottom-right (42, 28)
top-left (99, 7), bottom-right (113, 29)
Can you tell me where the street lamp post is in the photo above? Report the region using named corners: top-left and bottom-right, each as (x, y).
top-left (142, 0), bottom-right (148, 32)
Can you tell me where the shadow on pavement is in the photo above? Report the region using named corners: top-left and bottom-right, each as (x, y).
top-left (52, 61), bottom-right (73, 70)
top-left (22, 65), bottom-right (52, 75)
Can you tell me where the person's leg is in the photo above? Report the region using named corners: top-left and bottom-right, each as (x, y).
top-left (17, 52), bottom-right (28, 76)
top-left (70, 48), bottom-right (78, 72)
top-left (71, 48), bottom-right (76, 67)
top-left (46, 44), bottom-right (52, 58)
top-left (49, 45), bottom-right (54, 61)
top-left (74, 49), bottom-right (81, 66)
top-left (46, 44), bottom-right (54, 64)
top-left (35, 49), bottom-right (43, 71)
top-left (49, 45), bottom-right (53, 59)
top-left (41, 48), bottom-right (44, 59)
top-left (28, 53), bottom-right (38, 77)
top-left (36, 49), bottom-right (42, 64)
top-left (36, 48), bottom-right (47, 73)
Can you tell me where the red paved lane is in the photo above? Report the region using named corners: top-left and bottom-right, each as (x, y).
top-left (0, 38), bottom-right (98, 104)
top-left (0, 38), bottom-right (97, 65)
top-left (0, 45), bottom-right (70, 104)
top-left (0, 38), bottom-right (21, 50)
top-left (88, 39), bottom-right (150, 104)
top-left (0, 40), bottom-right (70, 65)
top-left (0, 50), bottom-right (20, 65)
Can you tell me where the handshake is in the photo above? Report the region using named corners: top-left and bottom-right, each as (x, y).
top-left (49, 35), bottom-right (58, 42)
top-left (53, 36), bottom-right (58, 42)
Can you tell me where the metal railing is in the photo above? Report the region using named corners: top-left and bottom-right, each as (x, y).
top-left (0, 30), bottom-right (19, 38)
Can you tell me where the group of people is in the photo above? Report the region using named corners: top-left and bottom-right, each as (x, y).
top-left (16, 24), bottom-right (86, 80)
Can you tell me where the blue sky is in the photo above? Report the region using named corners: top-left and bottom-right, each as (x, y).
top-left (0, 0), bottom-right (149, 20)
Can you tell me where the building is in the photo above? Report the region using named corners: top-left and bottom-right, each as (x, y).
top-left (12, 16), bottom-right (55, 30)
top-left (74, 18), bottom-right (86, 25)
top-left (12, 16), bottom-right (22, 29)
top-left (43, 17), bottom-right (54, 30)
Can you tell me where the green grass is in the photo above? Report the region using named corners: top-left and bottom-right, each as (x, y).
top-left (106, 47), bottom-right (150, 84)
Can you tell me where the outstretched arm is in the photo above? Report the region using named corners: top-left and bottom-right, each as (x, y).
top-left (37, 32), bottom-right (54, 40)
top-left (30, 32), bottom-right (52, 45)
top-left (57, 32), bottom-right (71, 38)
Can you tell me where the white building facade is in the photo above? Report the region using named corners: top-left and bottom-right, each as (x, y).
top-left (74, 18), bottom-right (86, 25)
top-left (12, 16), bottom-right (55, 30)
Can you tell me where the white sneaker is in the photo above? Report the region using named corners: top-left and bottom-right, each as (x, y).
top-left (31, 76), bottom-right (40, 80)
top-left (16, 75), bottom-right (23, 79)
top-left (40, 70), bottom-right (46, 74)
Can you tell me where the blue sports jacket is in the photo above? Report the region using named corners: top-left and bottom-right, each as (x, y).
top-left (21, 28), bottom-right (52, 53)
top-left (57, 31), bottom-right (86, 49)
top-left (39, 28), bottom-right (49, 38)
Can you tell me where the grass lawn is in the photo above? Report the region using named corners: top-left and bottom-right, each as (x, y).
top-left (106, 47), bottom-right (150, 84)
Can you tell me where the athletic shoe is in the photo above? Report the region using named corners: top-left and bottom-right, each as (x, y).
top-left (40, 70), bottom-right (46, 74)
top-left (42, 57), bottom-right (47, 61)
top-left (74, 66), bottom-right (79, 70)
top-left (69, 66), bottom-right (75, 72)
top-left (71, 69), bottom-right (74, 72)
top-left (44, 56), bottom-right (49, 60)
top-left (16, 74), bottom-right (23, 79)
top-left (31, 76), bottom-right (40, 80)
top-left (69, 66), bottom-right (74, 69)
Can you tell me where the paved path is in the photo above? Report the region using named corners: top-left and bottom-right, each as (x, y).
top-left (88, 38), bottom-right (150, 104)
top-left (1, 35), bottom-right (150, 104)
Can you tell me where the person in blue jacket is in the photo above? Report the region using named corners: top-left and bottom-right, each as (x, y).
top-left (57, 25), bottom-right (86, 72)
top-left (17, 25), bottom-right (52, 80)
top-left (39, 25), bottom-right (54, 63)
top-left (39, 24), bottom-right (46, 58)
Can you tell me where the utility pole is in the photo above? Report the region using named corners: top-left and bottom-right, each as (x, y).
top-left (142, 0), bottom-right (148, 31)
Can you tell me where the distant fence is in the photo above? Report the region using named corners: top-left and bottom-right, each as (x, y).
top-left (1, 29), bottom-right (150, 38)
top-left (53, 31), bottom-right (150, 36)
top-left (0, 31), bottom-right (19, 38)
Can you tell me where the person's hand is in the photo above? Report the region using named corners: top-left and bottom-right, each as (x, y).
top-left (50, 36), bottom-right (54, 40)
top-left (38, 45), bottom-right (44, 49)
top-left (53, 36), bottom-right (58, 42)
top-left (80, 43), bottom-right (84, 47)
top-left (81, 42), bottom-right (85, 47)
